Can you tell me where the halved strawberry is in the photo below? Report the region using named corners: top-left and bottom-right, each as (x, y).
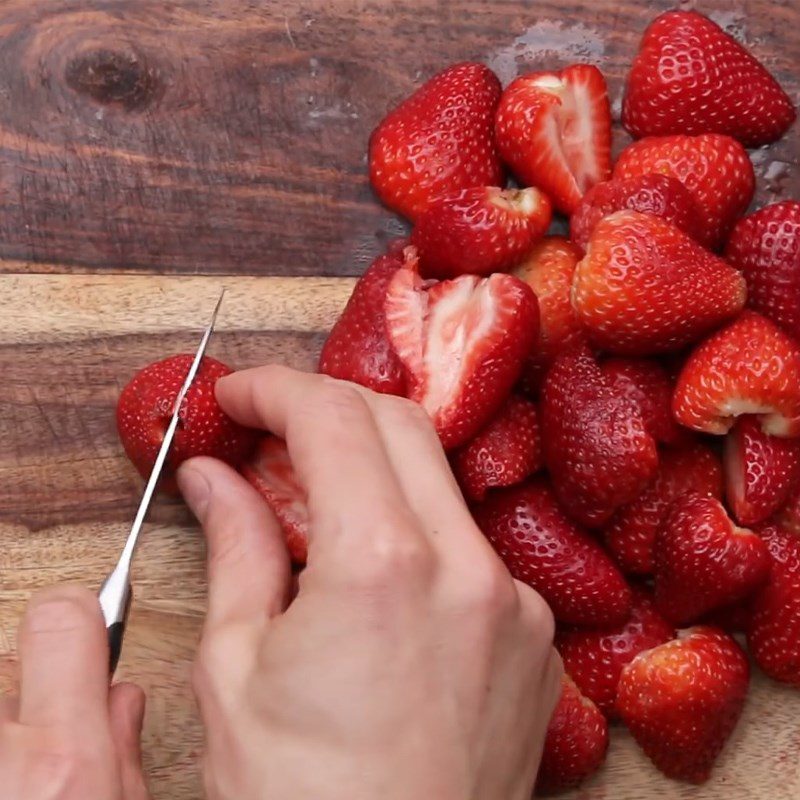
top-left (412, 186), bottom-right (551, 279)
top-left (570, 173), bottom-right (702, 251)
top-left (724, 415), bottom-right (800, 526)
top-left (673, 311), bottom-right (800, 437)
top-left (495, 64), bottom-right (612, 214)
top-left (541, 345), bottom-right (658, 527)
top-left (613, 133), bottom-right (755, 249)
top-left (617, 626), bottom-right (749, 783)
top-left (473, 478), bottom-right (632, 626)
top-left (604, 442), bottom-right (723, 575)
top-left (653, 494), bottom-right (770, 625)
top-left (385, 256), bottom-right (539, 449)
top-left (452, 395), bottom-right (542, 502)
top-left (622, 10), bottom-right (796, 147)
top-left (241, 437), bottom-right (309, 565)
top-left (572, 211), bottom-right (746, 355)
top-left (369, 62), bottom-right (503, 221)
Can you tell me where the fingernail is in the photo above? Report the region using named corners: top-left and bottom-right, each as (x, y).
top-left (177, 466), bottom-right (211, 522)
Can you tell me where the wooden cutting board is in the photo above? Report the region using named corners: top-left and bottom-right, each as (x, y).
top-left (1, 1), bottom-right (799, 797)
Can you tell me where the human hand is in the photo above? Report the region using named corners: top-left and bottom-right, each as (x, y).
top-left (0, 586), bottom-right (150, 799)
top-left (178, 366), bottom-right (562, 800)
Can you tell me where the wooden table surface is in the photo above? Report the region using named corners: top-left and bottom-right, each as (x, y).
top-left (1, 1), bottom-right (799, 797)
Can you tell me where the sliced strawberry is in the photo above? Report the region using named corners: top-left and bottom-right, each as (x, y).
top-left (556, 588), bottom-right (674, 718)
top-left (412, 186), bottom-right (551, 279)
top-left (622, 10), bottom-right (796, 147)
top-left (570, 173), bottom-right (702, 251)
top-left (452, 395), bottom-right (542, 502)
top-left (535, 675), bottom-right (609, 795)
top-left (572, 211), bottom-right (746, 355)
top-left (385, 258), bottom-right (539, 449)
top-left (613, 133), bottom-right (755, 249)
top-left (495, 64), bottom-right (612, 214)
top-left (725, 200), bottom-right (800, 341)
top-left (473, 478), bottom-right (632, 626)
top-left (542, 344), bottom-right (658, 527)
top-left (724, 415), bottom-right (800, 526)
top-left (653, 493), bottom-right (770, 624)
top-left (369, 62), bottom-right (503, 221)
top-left (673, 311), bottom-right (800, 437)
top-left (616, 626), bottom-right (749, 783)
top-left (604, 442), bottom-right (723, 575)
top-left (319, 247), bottom-right (411, 396)
top-left (241, 437), bottom-right (310, 565)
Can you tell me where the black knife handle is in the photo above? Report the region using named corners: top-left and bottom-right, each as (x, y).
top-left (107, 621), bottom-right (126, 675)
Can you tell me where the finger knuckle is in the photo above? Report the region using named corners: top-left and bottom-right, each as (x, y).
top-left (518, 582), bottom-right (556, 643)
top-left (382, 396), bottom-right (435, 434)
top-left (463, 559), bottom-right (519, 617)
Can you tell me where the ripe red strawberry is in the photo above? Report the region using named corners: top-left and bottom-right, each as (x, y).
top-left (600, 357), bottom-right (689, 446)
top-left (724, 415), bottom-right (800, 526)
top-left (653, 493), bottom-right (770, 624)
top-left (117, 354), bottom-right (257, 491)
top-left (473, 479), bottom-right (632, 626)
top-left (385, 257), bottom-right (539, 449)
top-left (622, 10), bottom-right (796, 147)
top-left (748, 524), bottom-right (800, 686)
top-left (725, 200), bottom-right (800, 341)
top-left (776, 486), bottom-right (800, 535)
top-left (542, 345), bottom-right (658, 527)
top-left (556, 588), bottom-right (674, 718)
top-left (616, 626), bottom-right (749, 783)
top-left (495, 64), bottom-right (612, 214)
top-left (535, 675), bottom-right (609, 795)
top-left (452, 395), bottom-right (542, 502)
top-left (319, 247), bottom-right (411, 396)
top-left (412, 186), bottom-right (551, 279)
top-left (613, 133), bottom-right (755, 249)
top-left (701, 600), bottom-right (754, 634)
top-left (513, 237), bottom-right (583, 392)
top-left (241, 437), bottom-right (309, 564)
top-left (673, 311), bottom-right (800, 437)
top-left (570, 173), bottom-right (702, 251)
top-left (604, 442), bottom-right (723, 575)
top-left (572, 211), bottom-right (746, 355)
top-left (369, 62), bottom-right (503, 221)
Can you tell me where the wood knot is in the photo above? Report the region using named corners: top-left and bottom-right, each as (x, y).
top-left (65, 49), bottom-right (160, 110)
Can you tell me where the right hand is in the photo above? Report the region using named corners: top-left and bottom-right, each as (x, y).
top-left (177, 366), bottom-right (562, 800)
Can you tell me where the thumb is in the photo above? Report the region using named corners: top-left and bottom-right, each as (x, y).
top-left (109, 682), bottom-right (151, 800)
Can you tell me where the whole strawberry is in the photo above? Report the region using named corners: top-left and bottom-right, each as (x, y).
top-left (473, 479), bottom-right (632, 627)
top-left (369, 62), bottom-right (503, 221)
top-left (623, 10), bottom-right (796, 147)
top-left (776, 487), bottom-right (800, 536)
top-left (117, 354), bottom-right (257, 490)
top-left (617, 626), bottom-right (749, 783)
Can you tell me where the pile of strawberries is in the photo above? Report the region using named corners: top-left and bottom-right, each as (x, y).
top-left (116, 9), bottom-right (800, 796)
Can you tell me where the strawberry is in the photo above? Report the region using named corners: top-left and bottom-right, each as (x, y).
top-left (572, 211), bottom-right (747, 355)
top-left (556, 588), bottom-right (674, 718)
top-left (241, 437), bottom-right (309, 565)
top-left (473, 479), bottom-right (632, 626)
top-left (319, 247), bottom-right (411, 396)
top-left (604, 442), bottom-right (723, 575)
top-left (570, 173), bottom-right (702, 251)
top-left (512, 236), bottom-right (583, 393)
top-left (535, 675), bottom-right (609, 795)
top-left (748, 524), bottom-right (800, 686)
top-left (495, 64), bottom-right (612, 214)
top-left (701, 600), bottom-right (754, 634)
top-left (613, 133), bottom-right (755, 249)
top-left (616, 626), bottom-right (749, 783)
top-left (452, 395), bottom-right (542, 502)
top-left (117, 354), bottom-right (257, 492)
top-left (369, 62), bottom-right (503, 221)
top-left (724, 415), bottom-right (800, 526)
top-left (725, 200), bottom-right (800, 341)
top-left (776, 486), bottom-right (800, 536)
top-left (385, 256), bottom-right (539, 449)
top-left (411, 186), bottom-right (551, 279)
top-left (600, 357), bottom-right (689, 447)
top-left (673, 311), bottom-right (800, 437)
top-left (541, 344), bottom-right (658, 527)
top-left (622, 10), bottom-right (796, 147)
top-left (653, 493), bottom-right (770, 624)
